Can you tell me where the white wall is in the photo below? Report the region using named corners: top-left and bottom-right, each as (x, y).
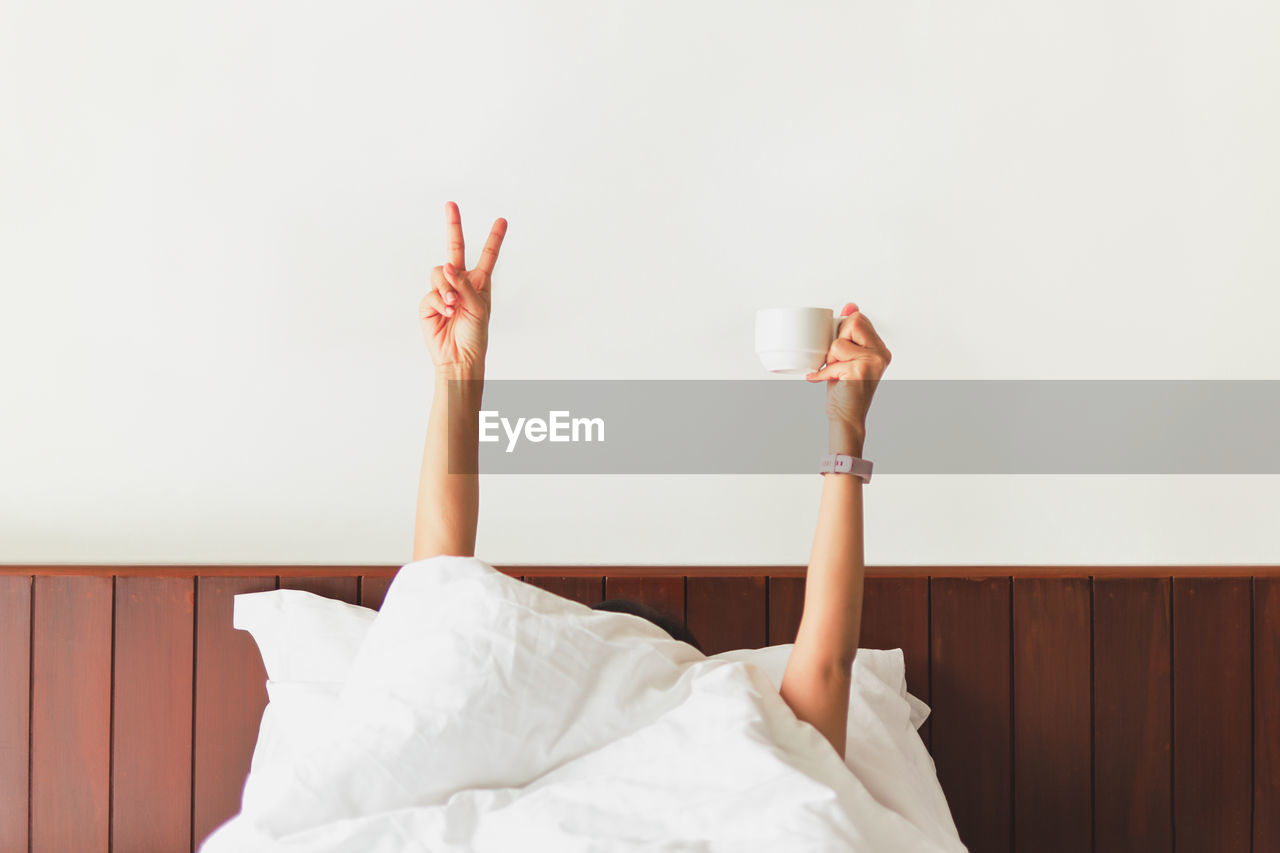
top-left (3, 0), bottom-right (1277, 565)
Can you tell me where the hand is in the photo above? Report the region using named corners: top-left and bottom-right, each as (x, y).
top-left (805, 303), bottom-right (892, 454)
top-left (419, 201), bottom-right (507, 373)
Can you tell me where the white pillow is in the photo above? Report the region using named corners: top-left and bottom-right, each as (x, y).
top-left (233, 576), bottom-right (932, 795)
top-left (233, 589), bottom-right (375, 682)
top-left (232, 590), bottom-right (375, 804)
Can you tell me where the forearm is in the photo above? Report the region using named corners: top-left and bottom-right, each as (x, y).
top-left (779, 427), bottom-right (866, 756)
top-left (794, 466), bottom-right (866, 670)
top-left (798, 424), bottom-right (868, 664)
top-left (412, 365), bottom-right (484, 560)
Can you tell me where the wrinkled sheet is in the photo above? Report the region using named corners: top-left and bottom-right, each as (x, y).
top-left (202, 557), bottom-right (965, 852)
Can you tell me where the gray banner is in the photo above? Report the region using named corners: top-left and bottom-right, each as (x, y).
top-left (446, 380), bottom-right (1280, 474)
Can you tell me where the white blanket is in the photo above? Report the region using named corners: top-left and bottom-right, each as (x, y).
top-left (201, 557), bottom-right (965, 852)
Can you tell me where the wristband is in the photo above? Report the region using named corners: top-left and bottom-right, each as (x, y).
top-left (819, 453), bottom-right (873, 484)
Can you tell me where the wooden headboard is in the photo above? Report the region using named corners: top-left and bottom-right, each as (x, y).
top-left (1, 565), bottom-right (1276, 853)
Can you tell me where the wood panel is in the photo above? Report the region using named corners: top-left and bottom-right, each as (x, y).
top-left (279, 575), bottom-right (359, 603)
top-left (1257, 577), bottom-right (1280, 852)
top-left (603, 577), bottom-right (685, 628)
top-left (767, 576), bottom-right (804, 644)
top-left (1093, 578), bottom-right (1172, 853)
top-left (0, 576), bottom-right (31, 853)
top-left (1012, 577), bottom-right (1091, 853)
top-left (360, 574), bottom-right (395, 610)
top-left (527, 576), bottom-right (604, 606)
top-left (111, 577), bottom-right (195, 853)
top-left (860, 577), bottom-right (931, 747)
top-left (686, 577), bottom-right (767, 656)
top-left (1172, 578), bottom-right (1252, 852)
top-left (7, 566), bottom-right (1276, 852)
top-left (30, 575), bottom-right (113, 853)
top-left (930, 577), bottom-right (1012, 853)
top-left (193, 576), bottom-right (275, 848)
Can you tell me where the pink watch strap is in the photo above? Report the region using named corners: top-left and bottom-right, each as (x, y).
top-left (819, 453), bottom-right (873, 483)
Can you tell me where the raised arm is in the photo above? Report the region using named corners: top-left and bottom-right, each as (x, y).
top-left (778, 303), bottom-right (891, 758)
top-left (412, 201), bottom-right (507, 561)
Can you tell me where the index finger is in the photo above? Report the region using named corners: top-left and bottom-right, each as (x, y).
top-left (445, 201), bottom-right (466, 269)
top-left (474, 217), bottom-right (508, 276)
top-left (838, 311), bottom-right (887, 353)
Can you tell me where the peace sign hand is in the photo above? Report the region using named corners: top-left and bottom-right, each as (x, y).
top-left (419, 201), bottom-right (507, 373)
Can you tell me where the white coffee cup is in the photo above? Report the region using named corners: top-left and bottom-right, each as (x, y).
top-left (754, 307), bottom-right (842, 374)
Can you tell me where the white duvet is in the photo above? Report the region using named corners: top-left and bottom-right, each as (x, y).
top-left (201, 557), bottom-right (964, 852)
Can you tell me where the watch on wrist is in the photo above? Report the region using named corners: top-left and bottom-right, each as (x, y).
top-left (819, 453), bottom-right (873, 484)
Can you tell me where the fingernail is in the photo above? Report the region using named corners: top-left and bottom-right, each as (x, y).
top-left (444, 262), bottom-right (455, 276)
top-left (444, 291), bottom-right (457, 304)
top-left (443, 306), bottom-right (455, 317)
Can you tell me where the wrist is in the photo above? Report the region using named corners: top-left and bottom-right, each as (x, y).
top-left (435, 362), bottom-right (485, 382)
top-left (828, 422), bottom-right (865, 457)
top-left (435, 363), bottom-right (485, 416)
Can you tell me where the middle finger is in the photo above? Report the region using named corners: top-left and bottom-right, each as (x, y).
top-left (827, 338), bottom-right (862, 364)
top-left (839, 312), bottom-right (886, 352)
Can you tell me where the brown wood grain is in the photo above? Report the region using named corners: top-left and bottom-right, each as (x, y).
top-left (603, 577), bottom-right (685, 629)
top-left (360, 574), bottom-right (395, 610)
top-left (0, 575), bottom-right (31, 853)
top-left (860, 577), bottom-right (931, 747)
top-left (1093, 578), bottom-right (1172, 853)
top-left (111, 576), bottom-right (195, 853)
top-left (930, 577), bottom-right (1012, 853)
top-left (279, 575), bottom-right (359, 604)
top-left (686, 577), bottom-right (767, 656)
top-left (768, 576), bottom-right (804, 644)
top-left (30, 575), bottom-right (113, 853)
top-left (1257, 577), bottom-right (1280, 852)
top-left (1012, 578), bottom-right (1091, 853)
top-left (192, 576), bottom-right (275, 848)
top-left (527, 576), bottom-right (604, 606)
top-left (1172, 578), bottom-right (1252, 853)
top-left (9, 564), bottom-right (1277, 851)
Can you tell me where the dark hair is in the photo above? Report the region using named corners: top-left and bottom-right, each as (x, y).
top-left (591, 598), bottom-right (703, 653)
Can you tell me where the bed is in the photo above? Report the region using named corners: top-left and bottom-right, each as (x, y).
top-left (0, 563), bottom-right (1275, 851)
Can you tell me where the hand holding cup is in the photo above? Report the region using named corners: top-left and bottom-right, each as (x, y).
top-left (804, 303), bottom-right (892, 455)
